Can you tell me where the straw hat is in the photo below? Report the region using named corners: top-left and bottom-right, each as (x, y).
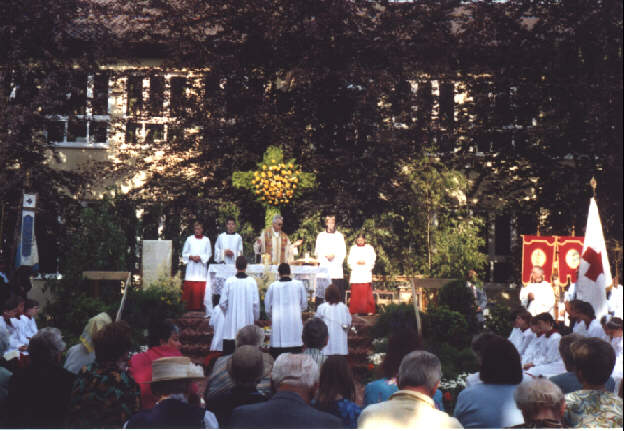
top-left (150, 356), bottom-right (205, 383)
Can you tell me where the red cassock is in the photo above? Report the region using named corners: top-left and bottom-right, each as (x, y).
top-left (349, 283), bottom-right (376, 314)
top-left (182, 281), bottom-right (206, 311)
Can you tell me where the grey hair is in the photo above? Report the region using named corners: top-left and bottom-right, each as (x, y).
top-left (236, 325), bottom-right (265, 348)
top-left (28, 328), bottom-right (66, 362)
top-left (0, 327), bottom-right (10, 354)
top-left (228, 345), bottom-right (265, 388)
top-left (397, 351), bottom-right (442, 391)
top-left (272, 215), bottom-right (284, 224)
top-left (514, 378), bottom-right (564, 420)
top-left (271, 353), bottom-right (319, 389)
top-left (559, 333), bottom-right (583, 371)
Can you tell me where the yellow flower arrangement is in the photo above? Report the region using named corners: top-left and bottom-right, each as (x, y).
top-left (252, 161), bottom-right (303, 206)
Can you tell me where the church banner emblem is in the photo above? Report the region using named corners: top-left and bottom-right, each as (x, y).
top-left (521, 235), bottom-right (556, 284)
top-left (556, 236), bottom-right (584, 284)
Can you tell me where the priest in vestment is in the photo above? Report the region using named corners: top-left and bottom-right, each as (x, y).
top-left (315, 215), bottom-right (347, 303)
top-left (519, 266), bottom-right (556, 318)
top-left (219, 256), bottom-right (260, 355)
top-left (214, 217), bottom-right (243, 266)
top-left (256, 215), bottom-right (302, 265)
top-left (264, 263), bottom-right (308, 359)
top-left (181, 222), bottom-right (212, 311)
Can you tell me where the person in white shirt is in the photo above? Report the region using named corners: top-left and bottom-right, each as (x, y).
top-left (9, 297), bottom-right (29, 350)
top-left (524, 313), bottom-right (564, 377)
top-left (608, 279), bottom-right (623, 319)
top-left (315, 285), bottom-right (351, 355)
top-left (19, 299), bottom-right (39, 341)
top-left (315, 215), bottom-right (347, 303)
top-left (0, 297), bottom-right (26, 356)
top-left (570, 300), bottom-right (607, 339)
top-left (265, 263), bottom-right (308, 359)
top-left (347, 233), bottom-right (376, 315)
top-left (519, 266), bottom-right (556, 318)
top-left (64, 312), bottom-right (112, 374)
top-left (521, 317), bottom-right (545, 367)
top-left (219, 256), bottom-right (259, 355)
top-left (508, 309), bottom-right (535, 357)
top-left (181, 221), bottom-right (212, 311)
top-left (208, 303), bottom-right (225, 352)
top-left (604, 317), bottom-right (623, 387)
top-left (256, 215), bottom-right (302, 265)
top-left (214, 217), bottom-right (243, 266)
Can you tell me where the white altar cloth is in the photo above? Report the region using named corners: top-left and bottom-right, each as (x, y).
top-left (203, 264), bottom-right (328, 317)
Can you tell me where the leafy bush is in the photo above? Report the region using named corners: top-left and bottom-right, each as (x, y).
top-left (371, 303), bottom-right (418, 338)
top-left (425, 341), bottom-right (478, 381)
top-left (484, 303), bottom-right (514, 337)
top-left (41, 278), bottom-right (119, 346)
top-left (422, 305), bottom-right (471, 349)
top-left (122, 274), bottom-right (185, 345)
top-left (436, 280), bottom-right (480, 336)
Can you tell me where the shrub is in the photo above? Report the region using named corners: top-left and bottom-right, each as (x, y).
top-left (422, 305), bottom-right (471, 349)
top-left (372, 303), bottom-right (419, 338)
top-left (425, 341), bottom-right (478, 381)
top-left (436, 280), bottom-right (480, 335)
top-left (484, 303), bottom-right (514, 337)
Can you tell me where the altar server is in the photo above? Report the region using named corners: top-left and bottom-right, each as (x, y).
top-left (315, 285), bottom-right (351, 355)
top-left (315, 215), bottom-right (347, 302)
top-left (214, 217), bottom-right (243, 265)
top-left (523, 313), bottom-right (563, 376)
top-left (265, 263), bottom-right (308, 359)
top-left (570, 300), bottom-right (607, 339)
top-left (219, 256), bottom-right (260, 355)
top-left (209, 303), bottom-right (225, 352)
top-left (605, 318), bottom-right (623, 384)
top-left (508, 309), bottom-right (534, 357)
top-left (519, 266), bottom-right (556, 317)
top-left (181, 221), bottom-right (212, 311)
top-left (347, 233), bottom-right (376, 315)
top-left (20, 299), bottom-right (39, 340)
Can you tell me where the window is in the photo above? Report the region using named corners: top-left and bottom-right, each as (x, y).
top-left (170, 77), bottom-right (187, 115)
top-left (493, 261), bottom-right (513, 283)
top-left (67, 119), bottom-right (87, 143)
top-left (125, 122), bottom-right (141, 143)
top-left (149, 75), bottom-right (164, 116)
top-left (416, 81), bottom-right (432, 124)
top-left (67, 72), bottom-right (87, 115)
top-left (145, 124), bottom-right (164, 143)
top-left (91, 122), bottom-right (108, 143)
top-left (47, 121), bottom-right (65, 143)
top-left (495, 214), bottom-right (511, 255)
top-left (127, 76), bottom-right (143, 115)
top-left (93, 72), bottom-right (109, 115)
top-left (439, 82), bottom-right (454, 130)
top-left (494, 87), bottom-right (511, 125)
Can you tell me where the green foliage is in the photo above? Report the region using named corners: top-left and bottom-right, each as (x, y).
top-left (122, 274), bottom-right (185, 346)
top-left (426, 341), bottom-right (478, 381)
top-left (41, 278), bottom-right (119, 344)
top-left (372, 303), bottom-right (418, 339)
top-left (61, 197), bottom-right (134, 278)
top-left (436, 280), bottom-right (480, 336)
top-left (422, 306), bottom-right (471, 349)
top-left (484, 303), bottom-right (514, 338)
top-left (431, 217), bottom-right (488, 279)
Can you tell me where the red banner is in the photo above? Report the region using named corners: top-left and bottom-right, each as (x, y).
top-left (522, 235), bottom-right (556, 284)
top-left (557, 236), bottom-right (584, 284)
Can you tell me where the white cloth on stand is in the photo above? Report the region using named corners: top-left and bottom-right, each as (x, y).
top-left (519, 281), bottom-right (556, 317)
top-left (347, 244), bottom-right (376, 284)
top-left (573, 319), bottom-right (607, 339)
top-left (219, 275), bottom-right (260, 341)
top-left (209, 305), bottom-right (225, 352)
top-left (315, 302), bottom-right (351, 355)
top-left (315, 231), bottom-right (347, 280)
top-left (214, 233), bottom-right (243, 265)
top-left (182, 235), bottom-right (211, 281)
top-left (265, 279), bottom-right (308, 348)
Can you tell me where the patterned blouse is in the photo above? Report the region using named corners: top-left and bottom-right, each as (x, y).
top-left (67, 362), bottom-right (140, 428)
top-left (564, 389), bottom-right (623, 428)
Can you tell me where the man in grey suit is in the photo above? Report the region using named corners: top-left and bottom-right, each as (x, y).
top-left (229, 353), bottom-right (342, 429)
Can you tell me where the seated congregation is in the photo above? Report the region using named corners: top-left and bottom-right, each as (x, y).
top-left (0, 279), bottom-right (622, 428)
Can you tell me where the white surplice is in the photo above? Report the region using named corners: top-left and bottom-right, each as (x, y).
top-left (265, 279), bottom-right (308, 348)
top-left (509, 327), bottom-right (536, 356)
top-left (315, 231), bottom-right (347, 280)
top-left (610, 336), bottom-right (623, 381)
top-left (19, 315), bottom-right (38, 340)
top-left (219, 275), bottom-right (259, 340)
top-left (181, 235), bottom-right (212, 281)
top-left (214, 232), bottom-right (243, 265)
top-left (315, 302), bottom-right (352, 355)
top-left (10, 317), bottom-right (29, 347)
top-left (209, 305), bottom-right (225, 352)
top-left (347, 244), bottom-right (376, 284)
top-left (572, 319), bottom-right (607, 339)
top-left (532, 332), bottom-right (562, 367)
top-left (608, 284), bottom-right (623, 319)
top-left (0, 318), bottom-right (23, 355)
top-left (519, 281), bottom-right (556, 317)
top-left (522, 333), bottom-right (545, 366)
